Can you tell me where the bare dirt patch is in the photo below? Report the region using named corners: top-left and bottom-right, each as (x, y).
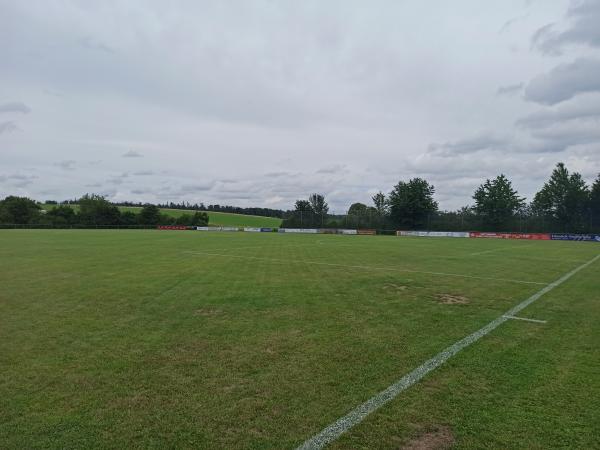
top-left (402, 425), bottom-right (455, 449)
top-left (436, 294), bottom-right (469, 305)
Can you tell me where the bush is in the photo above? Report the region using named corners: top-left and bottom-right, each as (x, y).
top-left (0, 196), bottom-right (41, 224)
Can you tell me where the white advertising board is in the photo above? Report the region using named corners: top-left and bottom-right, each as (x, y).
top-left (280, 228), bottom-right (319, 234)
top-left (398, 231), bottom-right (469, 238)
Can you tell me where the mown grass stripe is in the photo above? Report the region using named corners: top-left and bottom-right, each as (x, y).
top-left (296, 253), bottom-right (600, 450)
top-left (186, 251), bottom-right (547, 285)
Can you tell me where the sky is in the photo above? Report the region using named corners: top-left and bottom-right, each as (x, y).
top-left (1, 0), bottom-right (599, 213)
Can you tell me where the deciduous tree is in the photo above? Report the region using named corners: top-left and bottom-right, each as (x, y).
top-left (372, 191), bottom-right (387, 216)
top-left (0, 196), bottom-right (41, 224)
top-left (388, 178), bottom-right (437, 229)
top-left (78, 194), bottom-right (121, 225)
top-left (347, 202), bottom-right (368, 216)
top-left (308, 193), bottom-right (329, 226)
top-left (473, 174), bottom-right (525, 228)
top-left (532, 163), bottom-right (590, 232)
top-left (591, 173), bottom-right (600, 227)
top-left (139, 204), bottom-right (161, 225)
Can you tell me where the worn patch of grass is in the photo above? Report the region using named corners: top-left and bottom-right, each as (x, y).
top-left (0, 231), bottom-right (598, 448)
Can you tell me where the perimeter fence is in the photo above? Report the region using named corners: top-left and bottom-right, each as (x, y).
top-left (281, 210), bottom-right (600, 235)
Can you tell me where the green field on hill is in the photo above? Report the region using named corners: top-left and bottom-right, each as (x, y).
top-left (41, 204), bottom-right (282, 228)
top-left (1, 230), bottom-right (599, 448)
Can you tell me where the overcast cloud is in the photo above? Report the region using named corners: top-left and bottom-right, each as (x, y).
top-left (1, 0), bottom-right (599, 212)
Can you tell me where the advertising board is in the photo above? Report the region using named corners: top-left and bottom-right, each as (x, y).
top-left (318, 229), bottom-right (337, 234)
top-left (551, 234), bottom-right (600, 242)
top-left (397, 231), bottom-right (469, 238)
top-left (357, 229), bottom-right (376, 235)
top-left (469, 232), bottom-right (551, 240)
top-left (279, 228), bottom-right (319, 234)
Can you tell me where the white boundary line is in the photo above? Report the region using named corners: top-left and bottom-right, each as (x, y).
top-left (183, 243), bottom-right (315, 253)
top-left (185, 251), bottom-right (547, 285)
top-left (296, 253), bottom-right (600, 450)
top-left (503, 315), bottom-right (547, 324)
top-left (469, 245), bottom-right (532, 256)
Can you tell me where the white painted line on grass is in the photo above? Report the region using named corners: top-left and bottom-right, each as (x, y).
top-left (469, 245), bottom-right (532, 256)
top-left (185, 251), bottom-right (547, 286)
top-left (183, 243), bottom-right (316, 254)
top-left (503, 315), bottom-right (547, 324)
top-left (296, 253), bottom-right (600, 450)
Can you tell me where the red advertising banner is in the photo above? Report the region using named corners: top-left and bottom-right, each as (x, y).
top-left (157, 225), bottom-right (189, 230)
top-left (469, 232), bottom-right (551, 240)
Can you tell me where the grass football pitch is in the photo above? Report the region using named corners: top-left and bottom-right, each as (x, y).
top-left (1, 230), bottom-right (599, 449)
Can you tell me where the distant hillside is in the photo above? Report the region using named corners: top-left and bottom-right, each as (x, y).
top-left (41, 204), bottom-right (282, 228)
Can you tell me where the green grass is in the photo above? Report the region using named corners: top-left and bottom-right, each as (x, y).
top-left (40, 204), bottom-right (282, 228)
top-left (1, 231), bottom-right (599, 449)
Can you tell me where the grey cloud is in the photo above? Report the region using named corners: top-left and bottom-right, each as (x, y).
top-left (122, 150), bottom-right (143, 158)
top-left (529, 122), bottom-right (600, 152)
top-left (131, 188), bottom-right (151, 195)
top-left (516, 95), bottom-right (600, 129)
top-left (38, 189), bottom-right (58, 196)
top-left (0, 102), bottom-right (31, 114)
top-left (85, 182), bottom-right (102, 188)
top-left (499, 13), bottom-right (529, 34)
top-left (43, 89), bottom-right (65, 98)
top-left (0, 3), bottom-right (320, 128)
top-left (524, 58), bottom-right (600, 105)
top-left (7, 173), bottom-right (35, 181)
top-left (12, 179), bottom-right (34, 188)
top-left (316, 164), bottom-right (346, 174)
top-left (0, 121), bottom-right (18, 134)
top-left (79, 36), bottom-right (115, 54)
top-left (2, 1), bottom-right (599, 211)
top-left (179, 183), bottom-right (215, 192)
top-left (427, 127), bottom-right (590, 157)
top-left (213, 192), bottom-right (256, 200)
top-left (56, 160), bottom-right (76, 170)
top-left (264, 171), bottom-right (291, 177)
top-left (0, 173), bottom-right (37, 187)
top-left (497, 83), bottom-right (524, 96)
top-left (531, 23), bottom-right (559, 54)
top-left (134, 182), bottom-right (216, 201)
top-left (532, 0), bottom-right (600, 55)
top-left (428, 134), bottom-right (508, 156)
top-left (107, 173), bottom-right (129, 185)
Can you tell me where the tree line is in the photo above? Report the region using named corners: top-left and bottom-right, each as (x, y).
top-left (282, 163), bottom-right (600, 234)
top-left (46, 199), bottom-right (286, 219)
top-left (0, 194), bottom-right (208, 227)
top-left (3, 162), bottom-right (599, 232)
